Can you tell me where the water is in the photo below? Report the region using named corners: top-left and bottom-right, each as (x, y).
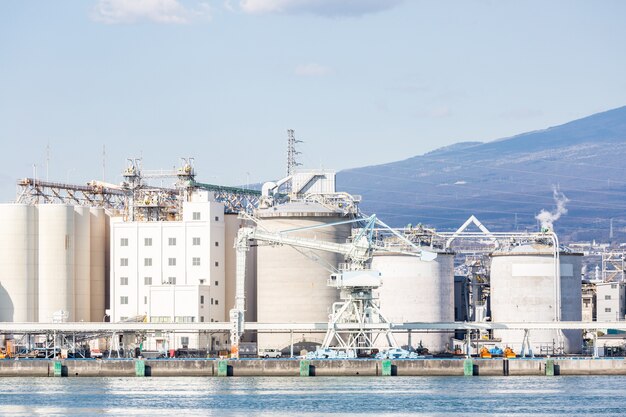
top-left (0, 376), bottom-right (623, 416)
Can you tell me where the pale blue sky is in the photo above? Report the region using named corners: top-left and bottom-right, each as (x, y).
top-left (1, 0), bottom-right (625, 201)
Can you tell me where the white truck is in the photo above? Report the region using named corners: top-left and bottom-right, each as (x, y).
top-left (259, 348), bottom-right (282, 358)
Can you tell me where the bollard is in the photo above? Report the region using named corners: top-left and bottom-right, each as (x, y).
top-left (381, 360), bottom-right (392, 376)
top-left (545, 359), bottom-right (554, 376)
top-left (299, 360), bottom-right (310, 377)
top-left (217, 360), bottom-right (228, 377)
top-left (53, 360), bottom-right (62, 377)
top-left (463, 359), bottom-right (474, 376)
top-left (135, 359), bottom-right (146, 377)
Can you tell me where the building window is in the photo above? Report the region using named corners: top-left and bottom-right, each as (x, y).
top-left (181, 337), bottom-right (189, 348)
top-left (612, 284), bottom-right (618, 289)
top-left (120, 258), bottom-right (128, 266)
top-left (215, 280), bottom-right (218, 286)
top-left (193, 212), bottom-right (201, 220)
top-left (165, 277), bottom-right (176, 285)
top-left (144, 237), bottom-right (152, 246)
top-left (168, 258), bottom-right (176, 266)
top-left (168, 237), bottom-right (176, 246)
top-left (606, 308), bottom-right (612, 313)
top-left (214, 216), bottom-right (219, 221)
top-left (605, 295), bottom-right (612, 300)
top-left (192, 257), bottom-right (201, 266)
top-left (120, 296), bottom-right (128, 305)
top-left (193, 237), bottom-right (201, 246)
top-left (151, 316), bottom-right (171, 323)
top-left (211, 298), bottom-right (214, 305)
top-left (120, 238), bottom-right (128, 247)
top-left (200, 316), bottom-right (204, 322)
top-left (144, 258), bottom-right (152, 267)
top-left (175, 316), bottom-right (195, 323)
top-left (200, 295), bottom-right (205, 304)
top-left (144, 296), bottom-right (147, 304)
top-left (199, 279), bottom-right (205, 284)
top-left (215, 241), bottom-right (219, 247)
top-left (214, 261), bottom-right (219, 267)
top-left (215, 299), bottom-right (219, 305)
top-left (210, 318), bottom-right (214, 322)
top-left (120, 277), bottom-right (128, 286)
top-left (144, 276), bottom-right (152, 285)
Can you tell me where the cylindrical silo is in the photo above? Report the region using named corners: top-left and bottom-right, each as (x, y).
top-left (490, 244), bottom-right (583, 354)
top-left (90, 207), bottom-right (107, 322)
top-left (74, 206), bottom-right (91, 322)
top-left (38, 204), bottom-right (75, 322)
top-left (0, 204), bottom-right (37, 322)
top-left (372, 251), bottom-right (455, 353)
top-left (255, 202), bottom-right (352, 351)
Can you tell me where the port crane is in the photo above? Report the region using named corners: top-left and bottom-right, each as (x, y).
top-left (229, 213), bottom-right (437, 358)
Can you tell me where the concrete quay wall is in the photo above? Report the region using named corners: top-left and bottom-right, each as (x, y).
top-left (2, 358), bottom-right (626, 377)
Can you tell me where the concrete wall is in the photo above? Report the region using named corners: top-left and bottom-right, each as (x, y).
top-left (3, 358), bottom-right (626, 377)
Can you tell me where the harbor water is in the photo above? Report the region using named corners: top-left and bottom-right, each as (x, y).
top-left (0, 375), bottom-right (624, 416)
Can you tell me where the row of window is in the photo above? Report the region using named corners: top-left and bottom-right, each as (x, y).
top-left (192, 212), bottom-right (221, 222)
top-left (119, 277), bottom-right (220, 286)
top-left (120, 237), bottom-right (219, 247)
top-left (120, 296), bottom-right (219, 305)
top-left (120, 258), bottom-right (220, 267)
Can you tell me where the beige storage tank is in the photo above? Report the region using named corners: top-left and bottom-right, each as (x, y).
top-left (38, 204), bottom-right (75, 322)
top-left (0, 204), bottom-right (38, 322)
top-left (255, 202), bottom-right (352, 351)
top-left (74, 206), bottom-right (91, 322)
top-left (372, 251), bottom-right (455, 353)
top-left (90, 207), bottom-right (107, 322)
top-left (490, 243), bottom-right (583, 354)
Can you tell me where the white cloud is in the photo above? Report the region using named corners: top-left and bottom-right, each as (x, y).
top-left (92, 0), bottom-right (211, 24)
top-left (239, 0), bottom-right (402, 17)
top-left (295, 63), bottom-right (332, 77)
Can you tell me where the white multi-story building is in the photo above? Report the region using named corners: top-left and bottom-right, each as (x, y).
top-left (110, 193), bottom-right (227, 352)
top-left (596, 282), bottom-right (626, 322)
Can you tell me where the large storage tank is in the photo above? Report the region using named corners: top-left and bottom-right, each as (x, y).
top-left (38, 204), bottom-right (75, 322)
top-left (255, 202), bottom-right (352, 351)
top-left (372, 251), bottom-right (455, 353)
top-left (490, 243), bottom-right (583, 354)
top-left (74, 206), bottom-right (91, 322)
top-left (89, 207), bottom-right (107, 322)
top-left (0, 204), bottom-right (38, 322)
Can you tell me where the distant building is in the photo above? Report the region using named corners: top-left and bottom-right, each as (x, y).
top-left (581, 281), bottom-right (596, 322)
top-left (595, 282), bottom-right (626, 322)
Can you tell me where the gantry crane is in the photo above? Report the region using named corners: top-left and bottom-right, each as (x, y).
top-left (229, 213), bottom-right (436, 358)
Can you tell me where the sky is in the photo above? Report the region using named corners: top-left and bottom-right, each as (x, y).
top-left (1, 0), bottom-right (626, 202)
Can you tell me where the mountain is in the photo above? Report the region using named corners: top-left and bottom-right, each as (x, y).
top-left (337, 106), bottom-right (626, 243)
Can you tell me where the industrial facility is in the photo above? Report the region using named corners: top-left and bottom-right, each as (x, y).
top-left (1, 130), bottom-right (626, 361)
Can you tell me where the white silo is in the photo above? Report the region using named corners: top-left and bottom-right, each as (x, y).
top-left (74, 206), bottom-right (91, 322)
top-left (372, 251), bottom-right (455, 353)
top-left (255, 201), bottom-right (353, 351)
top-left (0, 204), bottom-right (37, 322)
top-left (38, 204), bottom-right (75, 322)
top-left (89, 207), bottom-right (107, 322)
top-left (490, 243), bottom-right (583, 354)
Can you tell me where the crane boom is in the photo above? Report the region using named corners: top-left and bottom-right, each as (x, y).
top-left (228, 213), bottom-right (436, 357)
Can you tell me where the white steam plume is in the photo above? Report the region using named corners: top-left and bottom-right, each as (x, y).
top-left (536, 187), bottom-right (569, 231)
